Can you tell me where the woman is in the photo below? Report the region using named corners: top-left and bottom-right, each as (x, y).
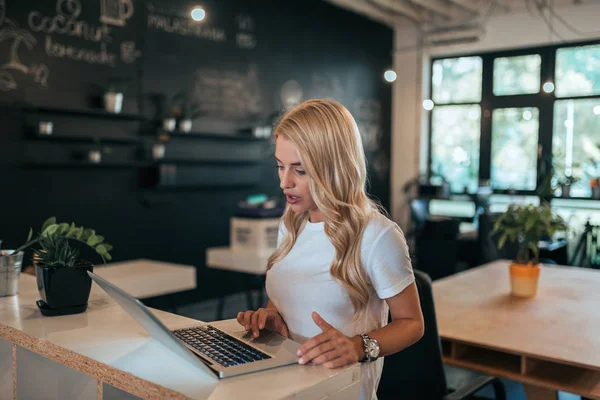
top-left (237, 99), bottom-right (424, 400)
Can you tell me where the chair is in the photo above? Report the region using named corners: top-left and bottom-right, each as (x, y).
top-left (377, 270), bottom-right (506, 400)
top-left (415, 218), bottom-right (460, 280)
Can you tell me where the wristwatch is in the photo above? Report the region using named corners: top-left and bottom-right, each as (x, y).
top-left (359, 333), bottom-right (380, 362)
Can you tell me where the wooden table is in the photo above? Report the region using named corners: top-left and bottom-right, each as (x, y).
top-left (432, 260), bottom-right (600, 400)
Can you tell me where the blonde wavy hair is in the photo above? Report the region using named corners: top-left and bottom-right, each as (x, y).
top-left (267, 99), bottom-right (386, 317)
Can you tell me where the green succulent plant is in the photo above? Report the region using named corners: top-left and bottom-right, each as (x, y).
top-left (33, 235), bottom-right (80, 268)
top-left (14, 217), bottom-right (113, 268)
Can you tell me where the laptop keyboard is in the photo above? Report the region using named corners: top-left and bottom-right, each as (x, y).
top-left (173, 325), bottom-right (271, 368)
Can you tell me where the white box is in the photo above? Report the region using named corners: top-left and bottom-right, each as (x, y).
top-left (206, 247), bottom-right (270, 275)
top-left (230, 217), bottom-right (280, 255)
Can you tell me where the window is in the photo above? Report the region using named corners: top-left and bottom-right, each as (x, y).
top-left (429, 40), bottom-right (600, 199)
top-left (493, 55), bottom-right (541, 96)
top-left (430, 56), bottom-right (482, 193)
top-left (431, 105), bottom-right (481, 193)
top-left (491, 108), bottom-right (539, 190)
top-left (553, 98), bottom-right (600, 197)
top-left (432, 57), bottom-right (482, 104)
top-left (555, 44), bottom-right (600, 97)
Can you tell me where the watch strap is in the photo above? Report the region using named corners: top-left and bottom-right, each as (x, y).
top-left (360, 333), bottom-right (372, 362)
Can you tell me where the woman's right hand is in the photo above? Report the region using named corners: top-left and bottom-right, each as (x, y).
top-left (237, 308), bottom-right (290, 339)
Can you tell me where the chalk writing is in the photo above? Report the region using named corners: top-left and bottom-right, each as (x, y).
top-left (235, 14), bottom-right (254, 31)
top-left (0, 19), bottom-right (35, 74)
top-left (99, 0), bottom-right (133, 27)
top-left (28, 0), bottom-right (113, 43)
top-left (148, 14), bottom-right (226, 42)
top-left (120, 40), bottom-right (141, 63)
top-left (193, 64), bottom-right (263, 120)
top-left (45, 35), bottom-right (117, 66)
top-left (0, 70), bottom-right (16, 91)
top-left (31, 63), bottom-right (49, 86)
top-left (0, 19), bottom-right (50, 90)
top-left (236, 32), bottom-right (255, 49)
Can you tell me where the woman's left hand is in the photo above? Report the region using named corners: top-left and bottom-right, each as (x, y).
top-left (296, 312), bottom-right (363, 368)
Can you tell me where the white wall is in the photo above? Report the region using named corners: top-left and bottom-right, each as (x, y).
top-left (390, 1), bottom-right (600, 229)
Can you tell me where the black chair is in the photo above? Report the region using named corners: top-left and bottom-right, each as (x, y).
top-left (415, 218), bottom-right (460, 280)
top-left (377, 270), bottom-right (506, 400)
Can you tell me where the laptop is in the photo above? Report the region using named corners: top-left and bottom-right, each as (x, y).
top-left (88, 271), bottom-right (301, 378)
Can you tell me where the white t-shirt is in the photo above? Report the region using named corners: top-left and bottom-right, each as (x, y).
top-left (265, 213), bottom-right (415, 400)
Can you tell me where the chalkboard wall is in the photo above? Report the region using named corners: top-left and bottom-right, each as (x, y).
top-left (0, 0), bottom-right (393, 306)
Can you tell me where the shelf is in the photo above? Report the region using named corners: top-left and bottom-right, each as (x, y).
top-left (442, 338), bottom-right (600, 398)
top-left (141, 159), bottom-right (263, 166)
top-left (28, 135), bottom-right (141, 145)
top-left (452, 342), bottom-right (522, 375)
top-left (23, 162), bottom-right (138, 168)
top-left (141, 184), bottom-right (257, 192)
top-left (18, 105), bottom-right (146, 121)
top-left (157, 130), bottom-right (270, 141)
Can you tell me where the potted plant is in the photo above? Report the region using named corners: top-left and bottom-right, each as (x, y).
top-left (591, 178), bottom-right (600, 199)
top-left (555, 173), bottom-right (579, 198)
top-left (171, 91), bottom-right (204, 132)
top-left (491, 203), bottom-right (567, 298)
top-left (13, 217), bottom-right (112, 316)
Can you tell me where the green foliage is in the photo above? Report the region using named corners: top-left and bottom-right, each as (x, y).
top-left (33, 235), bottom-right (80, 268)
top-left (491, 204), bottom-right (568, 265)
top-left (14, 217), bottom-right (113, 268)
top-left (171, 90), bottom-right (204, 119)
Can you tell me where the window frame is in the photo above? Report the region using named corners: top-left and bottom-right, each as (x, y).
top-left (428, 39), bottom-right (600, 197)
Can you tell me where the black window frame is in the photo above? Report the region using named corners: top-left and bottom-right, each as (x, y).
top-left (428, 38), bottom-right (600, 197)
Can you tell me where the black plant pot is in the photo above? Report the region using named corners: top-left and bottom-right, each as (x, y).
top-left (35, 260), bottom-right (93, 316)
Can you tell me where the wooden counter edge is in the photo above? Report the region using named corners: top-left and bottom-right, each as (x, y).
top-left (0, 324), bottom-right (191, 400)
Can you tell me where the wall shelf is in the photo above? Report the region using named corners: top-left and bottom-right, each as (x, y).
top-left (23, 161), bottom-right (138, 168)
top-left (140, 184), bottom-right (258, 192)
top-left (156, 130), bottom-right (270, 141)
top-left (20, 105), bottom-right (146, 121)
top-left (28, 135), bottom-right (141, 145)
top-left (142, 159), bottom-right (263, 166)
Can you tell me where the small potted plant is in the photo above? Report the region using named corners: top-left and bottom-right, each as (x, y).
top-left (13, 217), bottom-right (112, 316)
top-left (491, 203), bottom-right (567, 297)
top-left (555, 173), bottom-right (579, 198)
top-left (591, 178), bottom-right (600, 199)
top-left (171, 91), bottom-right (204, 132)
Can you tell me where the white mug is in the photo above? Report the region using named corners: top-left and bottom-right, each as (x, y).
top-left (152, 143), bottom-right (166, 160)
top-left (88, 150), bottom-right (102, 164)
top-left (39, 121), bottom-right (53, 135)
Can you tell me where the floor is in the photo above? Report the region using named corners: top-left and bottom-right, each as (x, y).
top-left (176, 289), bottom-right (582, 400)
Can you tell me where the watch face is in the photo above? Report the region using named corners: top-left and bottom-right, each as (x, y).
top-left (367, 340), bottom-right (380, 358)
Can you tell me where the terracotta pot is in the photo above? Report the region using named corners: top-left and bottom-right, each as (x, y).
top-left (509, 262), bottom-right (540, 298)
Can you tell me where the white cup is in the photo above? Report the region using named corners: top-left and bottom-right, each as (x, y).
top-left (104, 92), bottom-right (123, 114)
top-left (163, 118), bottom-right (176, 132)
top-left (39, 121), bottom-right (53, 135)
top-left (179, 119), bottom-right (192, 132)
top-left (88, 150), bottom-right (102, 164)
top-left (152, 143), bottom-right (166, 160)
